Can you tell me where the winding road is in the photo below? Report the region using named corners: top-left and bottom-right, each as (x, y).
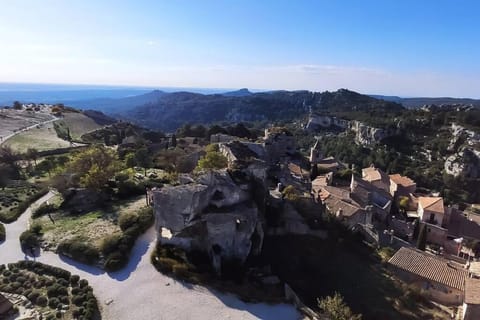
top-left (0, 192), bottom-right (301, 320)
top-left (0, 115), bottom-right (58, 146)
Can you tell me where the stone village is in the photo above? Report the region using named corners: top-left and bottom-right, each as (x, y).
top-left (147, 116), bottom-right (480, 320)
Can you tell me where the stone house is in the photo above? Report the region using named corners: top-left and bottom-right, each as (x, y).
top-left (389, 173), bottom-right (416, 198)
top-left (418, 197), bottom-right (445, 226)
top-left (263, 127), bottom-right (296, 163)
top-left (318, 185), bottom-right (367, 228)
top-left (463, 278), bottom-right (480, 320)
top-left (445, 208), bottom-right (480, 259)
top-left (350, 175), bottom-right (392, 222)
top-left (362, 166), bottom-right (391, 193)
top-left (388, 247), bottom-right (468, 305)
top-left (316, 156), bottom-right (344, 173)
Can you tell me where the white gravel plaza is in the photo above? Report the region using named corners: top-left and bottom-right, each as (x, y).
top-left (0, 192), bottom-right (301, 320)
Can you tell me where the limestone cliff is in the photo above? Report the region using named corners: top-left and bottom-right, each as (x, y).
top-left (349, 120), bottom-right (400, 146)
top-left (444, 123), bottom-right (480, 178)
top-left (152, 170), bottom-right (263, 273)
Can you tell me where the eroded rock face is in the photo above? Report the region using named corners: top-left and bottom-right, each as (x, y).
top-left (444, 124), bottom-right (480, 178)
top-left (445, 148), bottom-right (480, 178)
top-left (305, 114), bottom-right (348, 131)
top-left (152, 170), bottom-right (263, 273)
top-left (349, 120), bottom-right (399, 146)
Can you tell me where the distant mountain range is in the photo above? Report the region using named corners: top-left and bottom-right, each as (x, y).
top-left (102, 88), bottom-right (405, 131)
top-left (1, 83), bottom-right (479, 132)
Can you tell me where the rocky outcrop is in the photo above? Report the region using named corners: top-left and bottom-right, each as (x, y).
top-left (444, 124), bottom-right (480, 178)
top-left (349, 120), bottom-right (399, 146)
top-left (152, 170), bottom-right (263, 274)
top-left (445, 148), bottom-right (480, 178)
top-left (305, 114), bottom-right (348, 132)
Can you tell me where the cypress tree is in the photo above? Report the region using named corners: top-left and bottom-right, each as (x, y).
top-left (417, 224), bottom-right (427, 251)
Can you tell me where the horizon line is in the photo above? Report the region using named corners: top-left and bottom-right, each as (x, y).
top-left (0, 81), bottom-right (479, 100)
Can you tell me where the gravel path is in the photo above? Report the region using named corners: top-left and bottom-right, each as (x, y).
top-left (0, 192), bottom-right (301, 320)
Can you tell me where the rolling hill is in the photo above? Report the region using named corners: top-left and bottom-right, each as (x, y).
top-left (106, 89), bottom-right (405, 131)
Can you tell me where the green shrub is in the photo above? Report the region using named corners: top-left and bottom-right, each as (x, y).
top-left (117, 180), bottom-right (145, 198)
top-left (32, 203), bottom-right (56, 218)
top-left (172, 264), bottom-right (190, 278)
top-left (70, 274), bottom-right (80, 285)
top-left (118, 212), bottom-right (138, 231)
top-left (79, 279), bottom-right (88, 288)
top-left (103, 251), bottom-right (128, 271)
top-left (57, 278), bottom-right (69, 287)
top-left (72, 294), bottom-right (86, 306)
top-left (0, 223), bottom-right (5, 241)
top-left (57, 238), bottom-right (100, 265)
top-left (36, 295), bottom-right (48, 307)
top-left (30, 223), bottom-right (43, 235)
top-left (100, 234), bottom-right (122, 255)
top-left (19, 230), bottom-right (40, 248)
top-left (46, 283), bottom-right (68, 298)
top-left (60, 295), bottom-right (69, 305)
top-left (48, 297), bottom-right (60, 309)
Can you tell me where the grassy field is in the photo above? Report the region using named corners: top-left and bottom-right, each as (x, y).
top-left (0, 109), bottom-right (53, 140)
top-left (262, 234), bottom-right (451, 320)
top-left (3, 122), bottom-right (71, 153)
top-left (55, 112), bottom-right (104, 141)
top-left (35, 196), bottom-right (145, 250)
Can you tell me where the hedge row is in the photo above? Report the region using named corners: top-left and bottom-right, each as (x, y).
top-left (8, 261), bottom-right (71, 280)
top-left (32, 203), bottom-right (56, 218)
top-left (1, 188), bottom-right (49, 223)
top-left (57, 238), bottom-right (100, 265)
top-left (103, 207), bottom-right (153, 271)
top-left (0, 223), bottom-right (5, 242)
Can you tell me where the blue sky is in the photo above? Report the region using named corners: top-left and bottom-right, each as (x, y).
top-left (1, 0), bottom-right (479, 97)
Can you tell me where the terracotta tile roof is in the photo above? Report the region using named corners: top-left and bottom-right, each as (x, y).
top-left (465, 278), bottom-right (480, 304)
top-left (320, 186), bottom-right (351, 201)
top-left (312, 175), bottom-right (329, 194)
top-left (362, 166), bottom-right (389, 183)
top-left (418, 197), bottom-right (445, 214)
top-left (325, 196), bottom-right (364, 217)
top-left (317, 157), bottom-right (342, 170)
top-left (388, 247), bottom-right (468, 291)
top-left (389, 174), bottom-right (416, 187)
top-left (288, 162), bottom-right (309, 178)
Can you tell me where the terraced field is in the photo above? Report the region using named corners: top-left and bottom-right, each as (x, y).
top-left (3, 122), bottom-right (72, 153)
